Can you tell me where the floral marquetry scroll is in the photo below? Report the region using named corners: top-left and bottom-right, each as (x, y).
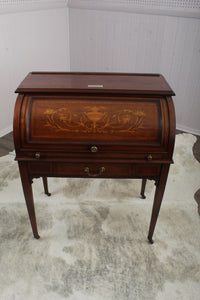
top-left (29, 97), bottom-right (161, 143)
top-left (44, 106), bottom-right (145, 135)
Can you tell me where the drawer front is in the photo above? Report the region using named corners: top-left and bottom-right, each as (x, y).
top-left (135, 164), bottom-right (161, 177)
top-left (28, 162), bottom-right (52, 175)
top-left (54, 163), bottom-right (132, 178)
top-left (27, 162), bottom-right (161, 179)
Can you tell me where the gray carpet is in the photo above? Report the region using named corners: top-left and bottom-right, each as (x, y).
top-left (0, 133), bottom-right (200, 300)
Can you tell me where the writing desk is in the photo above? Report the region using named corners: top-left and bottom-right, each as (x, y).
top-left (13, 72), bottom-right (175, 243)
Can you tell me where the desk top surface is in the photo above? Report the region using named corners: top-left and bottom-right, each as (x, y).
top-left (16, 72), bottom-right (175, 96)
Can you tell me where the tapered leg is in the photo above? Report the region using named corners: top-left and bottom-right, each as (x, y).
top-left (148, 164), bottom-right (170, 244)
top-left (18, 162), bottom-right (40, 239)
top-left (42, 177), bottom-right (51, 196)
top-left (141, 179), bottom-right (147, 199)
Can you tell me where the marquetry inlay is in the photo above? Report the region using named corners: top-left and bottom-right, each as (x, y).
top-left (44, 106), bottom-right (145, 135)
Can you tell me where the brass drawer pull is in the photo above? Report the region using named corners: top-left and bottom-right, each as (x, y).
top-left (35, 152), bottom-right (41, 159)
top-left (90, 145), bottom-right (98, 153)
top-left (84, 166), bottom-right (105, 177)
top-left (146, 154), bottom-right (152, 161)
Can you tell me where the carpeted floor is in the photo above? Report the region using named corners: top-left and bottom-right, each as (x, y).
top-left (0, 133), bottom-right (200, 300)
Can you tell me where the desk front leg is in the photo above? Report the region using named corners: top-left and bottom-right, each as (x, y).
top-left (18, 162), bottom-right (40, 239)
top-left (148, 164), bottom-right (170, 244)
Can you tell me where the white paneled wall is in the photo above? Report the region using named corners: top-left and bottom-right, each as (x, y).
top-left (1, 1), bottom-right (200, 136)
top-left (69, 7), bottom-right (200, 135)
top-left (0, 4), bottom-right (69, 136)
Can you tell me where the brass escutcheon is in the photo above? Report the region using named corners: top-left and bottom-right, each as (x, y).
top-left (35, 152), bottom-right (41, 159)
top-left (90, 145), bottom-right (98, 153)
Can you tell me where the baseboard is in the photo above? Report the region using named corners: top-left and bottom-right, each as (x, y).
top-left (0, 125), bottom-right (12, 138)
top-left (176, 124), bottom-right (200, 136)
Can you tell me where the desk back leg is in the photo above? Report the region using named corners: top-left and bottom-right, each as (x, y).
top-left (141, 179), bottom-right (147, 199)
top-left (42, 177), bottom-right (51, 196)
top-left (18, 162), bottom-right (40, 239)
top-left (148, 164), bottom-right (170, 244)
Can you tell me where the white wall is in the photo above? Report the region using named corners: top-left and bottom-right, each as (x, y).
top-left (1, 1), bottom-right (200, 136)
top-left (0, 4), bottom-right (70, 136)
top-left (69, 5), bottom-right (200, 135)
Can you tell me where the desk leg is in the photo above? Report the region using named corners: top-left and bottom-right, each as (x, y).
top-left (148, 164), bottom-right (169, 244)
top-left (18, 162), bottom-right (40, 239)
top-left (42, 177), bottom-right (51, 196)
top-left (141, 179), bottom-right (147, 199)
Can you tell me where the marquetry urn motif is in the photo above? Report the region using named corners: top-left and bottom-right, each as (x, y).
top-left (44, 105), bottom-right (145, 135)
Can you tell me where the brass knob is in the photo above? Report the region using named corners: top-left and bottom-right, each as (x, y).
top-left (90, 145), bottom-right (98, 153)
top-left (35, 152), bottom-right (41, 159)
top-left (146, 154), bottom-right (152, 161)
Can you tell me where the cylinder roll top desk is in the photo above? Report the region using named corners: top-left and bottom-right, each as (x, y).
top-left (13, 72), bottom-right (175, 243)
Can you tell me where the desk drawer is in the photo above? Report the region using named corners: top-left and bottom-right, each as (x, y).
top-left (54, 162), bottom-right (132, 178)
top-left (28, 162), bottom-right (52, 175)
top-left (135, 164), bottom-right (161, 177)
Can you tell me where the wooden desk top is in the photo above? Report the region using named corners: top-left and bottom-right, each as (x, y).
top-left (16, 72), bottom-right (175, 96)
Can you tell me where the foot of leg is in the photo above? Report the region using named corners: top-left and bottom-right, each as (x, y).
top-left (34, 234), bottom-right (40, 239)
top-left (42, 177), bottom-right (51, 196)
top-left (148, 236), bottom-right (154, 244)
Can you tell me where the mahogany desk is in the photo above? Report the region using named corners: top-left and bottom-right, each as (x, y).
top-left (13, 72), bottom-right (175, 243)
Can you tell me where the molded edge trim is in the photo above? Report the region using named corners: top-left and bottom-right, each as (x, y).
top-left (68, 0), bottom-right (200, 19)
top-left (0, 0), bottom-right (67, 15)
